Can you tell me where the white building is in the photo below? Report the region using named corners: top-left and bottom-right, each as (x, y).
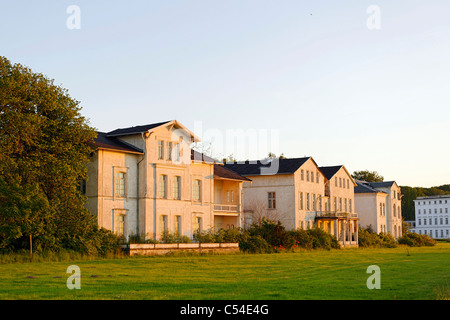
top-left (354, 180), bottom-right (403, 238)
top-left (413, 195), bottom-right (450, 239)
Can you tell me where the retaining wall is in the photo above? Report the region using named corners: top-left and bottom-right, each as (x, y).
top-left (121, 243), bottom-right (240, 256)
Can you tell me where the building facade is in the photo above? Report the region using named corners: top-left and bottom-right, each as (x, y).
top-left (86, 120), bottom-right (250, 241)
top-left (413, 195), bottom-right (450, 239)
top-left (224, 158), bottom-right (359, 247)
top-left (354, 181), bottom-right (403, 238)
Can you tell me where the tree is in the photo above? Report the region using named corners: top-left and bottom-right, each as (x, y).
top-left (0, 56), bottom-right (117, 254)
top-left (352, 170), bottom-right (384, 182)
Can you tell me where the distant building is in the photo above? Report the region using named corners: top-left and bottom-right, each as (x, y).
top-left (354, 180), bottom-right (403, 238)
top-left (413, 195), bottom-right (450, 239)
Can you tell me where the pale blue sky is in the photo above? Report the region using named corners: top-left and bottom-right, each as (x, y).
top-left (1, 1), bottom-right (450, 187)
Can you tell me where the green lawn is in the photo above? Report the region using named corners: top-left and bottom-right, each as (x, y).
top-left (0, 244), bottom-right (449, 300)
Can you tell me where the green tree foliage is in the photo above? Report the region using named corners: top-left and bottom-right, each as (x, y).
top-left (351, 170), bottom-right (384, 182)
top-left (0, 56), bottom-right (118, 255)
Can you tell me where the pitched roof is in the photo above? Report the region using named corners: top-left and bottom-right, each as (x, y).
top-left (214, 164), bottom-right (252, 182)
top-left (318, 165), bottom-right (343, 180)
top-left (354, 181), bottom-right (379, 194)
top-left (223, 157), bottom-right (311, 176)
top-left (354, 180), bottom-right (389, 194)
top-left (366, 181), bottom-right (396, 189)
top-left (106, 121), bottom-right (172, 137)
top-left (91, 132), bottom-right (144, 154)
top-left (191, 150), bottom-right (218, 164)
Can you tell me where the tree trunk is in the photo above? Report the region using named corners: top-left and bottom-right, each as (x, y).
top-left (29, 234), bottom-right (32, 257)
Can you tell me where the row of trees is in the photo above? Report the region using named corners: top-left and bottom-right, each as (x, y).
top-left (0, 56), bottom-right (119, 255)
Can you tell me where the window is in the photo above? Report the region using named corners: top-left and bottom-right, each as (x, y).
top-left (116, 215), bottom-right (125, 237)
top-left (339, 178), bottom-right (342, 188)
top-left (306, 171), bottom-right (310, 182)
top-left (192, 180), bottom-right (201, 202)
top-left (268, 192), bottom-right (276, 209)
top-left (158, 140), bottom-right (164, 160)
top-left (344, 198), bottom-right (347, 212)
top-left (316, 172), bottom-right (319, 183)
top-left (114, 172), bottom-right (126, 197)
top-left (167, 142), bottom-right (173, 160)
top-left (174, 216), bottom-right (182, 234)
top-left (160, 215), bottom-right (168, 235)
top-left (307, 193), bottom-right (310, 210)
top-left (159, 175), bottom-right (168, 199)
top-left (301, 170), bottom-right (304, 180)
top-left (173, 176), bottom-right (181, 200)
top-left (193, 216), bottom-right (202, 234)
top-left (312, 194), bottom-right (316, 210)
top-left (174, 143), bottom-right (181, 162)
top-left (418, 219), bottom-right (422, 226)
top-left (335, 178), bottom-right (338, 187)
top-left (349, 199), bottom-right (352, 213)
top-left (299, 192), bottom-right (304, 210)
top-left (446, 217), bottom-right (449, 225)
top-left (347, 179), bottom-right (349, 189)
top-left (339, 198), bottom-right (342, 211)
top-left (334, 197), bottom-right (337, 211)
top-left (311, 172), bottom-right (314, 183)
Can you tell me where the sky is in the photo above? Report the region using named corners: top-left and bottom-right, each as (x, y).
top-left (1, 0), bottom-right (450, 187)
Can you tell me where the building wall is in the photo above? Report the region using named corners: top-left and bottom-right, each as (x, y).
top-left (293, 158), bottom-right (326, 229)
top-left (355, 192), bottom-right (388, 233)
top-left (242, 174), bottom-right (296, 229)
top-left (375, 184), bottom-right (403, 238)
top-left (414, 196), bottom-right (450, 239)
top-left (86, 149), bottom-right (141, 238)
top-left (328, 168), bottom-right (355, 214)
top-left (87, 124), bottom-right (218, 241)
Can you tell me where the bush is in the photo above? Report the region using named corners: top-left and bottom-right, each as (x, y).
top-left (358, 227), bottom-right (398, 248)
top-left (398, 232), bottom-right (436, 247)
top-left (239, 235), bottom-right (272, 254)
top-left (307, 227), bottom-right (341, 250)
top-left (238, 219), bottom-right (340, 253)
top-left (161, 231), bottom-right (191, 244)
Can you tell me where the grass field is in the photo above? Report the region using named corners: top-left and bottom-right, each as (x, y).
top-left (0, 243), bottom-right (449, 300)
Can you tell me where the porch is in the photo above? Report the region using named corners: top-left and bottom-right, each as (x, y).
top-left (314, 211), bottom-right (359, 248)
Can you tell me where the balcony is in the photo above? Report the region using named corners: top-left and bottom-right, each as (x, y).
top-left (214, 204), bottom-right (239, 213)
top-left (314, 211), bottom-right (358, 219)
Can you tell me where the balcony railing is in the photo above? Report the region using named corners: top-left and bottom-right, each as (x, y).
top-left (314, 211), bottom-right (358, 219)
top-left (214, 204), bottom-right (239, 213)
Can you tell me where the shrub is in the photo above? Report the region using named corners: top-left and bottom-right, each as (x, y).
top-left (398, 232), bottom-right (436, 247)
top-left (193, 230), bottom-right (216, 243)
top-left (358, 227), bottom-right (398, 248)
top-left (161, 231), bottom-right (191, 244)
top-left (288, 229), bottom-right (314, 250)
top-left (307, 227), bottom-right (340, 250)
top-left (214, 228), bottom-right (244, 243)
top-left (239, 235), bottom-right (272, 254)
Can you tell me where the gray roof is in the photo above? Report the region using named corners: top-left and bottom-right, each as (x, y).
top-left (224, 157), bottom-right (311, 176)
top-left (318, 165), bottom-right (343, 180)
top-left (106, 121), bottom-right (172, 137)
top-left (92, 132), bottom-right (144, 154)
top-left (366, 181), bottom-right (396, 188)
